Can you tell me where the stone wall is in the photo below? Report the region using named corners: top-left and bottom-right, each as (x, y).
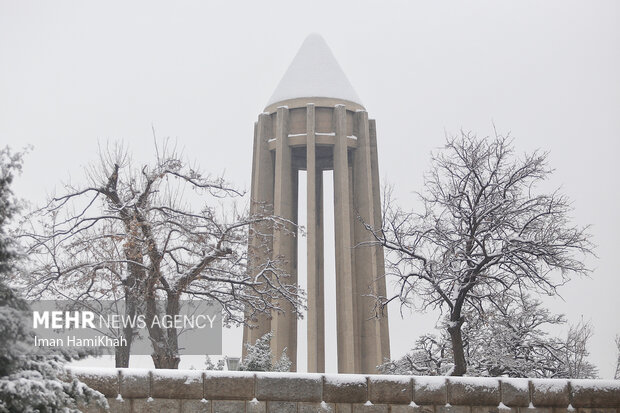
top-left (71, 368), bottom-right (620, 413)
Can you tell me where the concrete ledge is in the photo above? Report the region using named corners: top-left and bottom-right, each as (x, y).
top-left (448, 377), bottom-right (500, 406)
top-left (69, 368), bottom-right (620, 410)
top-left (204, 371), bottom-right (255, 400)
top-left (572, 380), bottom-right (620, 408)
top-left (256, 373), bottom-right (322, 402)
top-left (415, 376), bottom-right (447, 405)
top-left (324, 374), bottom-right (367, 403)
top-left (369, 375), bottom-right (412, 404)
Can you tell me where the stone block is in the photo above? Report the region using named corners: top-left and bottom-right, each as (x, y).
top-left (336, 404), bottom-right (352, 413)
top-left (256, 374), bottom-right (322, 402)
top-left (351, 403), bottom-right (389, 413)
top-left (409, 405), bottom-right (435, 413)
top-left (390, 404), bottom-right (418, 413)
top-left (267, 400), bottom-right (298, 413)
top-left (552, 408), bottom-right (576, 413)
top-left (449, 378), bottom-right (499, 406)
top-left (133, 398), bottom-right (181, 413)
top-left (247, 400), bottom-right (267, 413)
top-left (120, 370), bottom-right (151, 398)
top-left (213, 399), bottom-right (246, 412)
top-left (518, 408), bottom-right (552, 413)
top-left (501, 380), bottom-right (530, 408)
top-left (181, 399), bottom-right (211, 413)
top-left (105, 397), bottom-right (132, 413)
top-left (324, 375), bottom-right (367, 404)
top-left (572, 381), bottom-right (620, 408)
top-left (415, 377), bottom-right (447, 405)
top-left (471, 405), bottom-right (515, 413)
top-left (575, 409), bottom-right (619, 413)
top-left (151, 371), bottom-right (203, 399)
top-left (299, 401), bottom-right (336, 412)
top-left (437, 405), bottom-right (471, 413)
top-left (531, 381), bottom-right (569, 407)
top-left (368, 376), bottom-right (412, 404)
top-left (205, 372), bottom-right (255, 400)
top-left (74, 369), bottom-right (119, 398)
top-left (75, 402), bottom-right (104, 413)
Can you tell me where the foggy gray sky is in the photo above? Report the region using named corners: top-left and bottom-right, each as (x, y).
top-left (1, 1), bottom-right (618, 377)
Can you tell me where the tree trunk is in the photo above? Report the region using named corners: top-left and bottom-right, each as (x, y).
top-left (152, 353), bottom-right (181, 369)
top-left (114, 293), bottom-right (139, 368)
top-left (447, 321), bottom-right (467, 376)
top-left (145, 290), bottom-right (181, 369)
top-left (115, 342), bottom-right (131, 368)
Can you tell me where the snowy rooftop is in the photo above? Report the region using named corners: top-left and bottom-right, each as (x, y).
top-left (266, 34), bottom-right (363, 107)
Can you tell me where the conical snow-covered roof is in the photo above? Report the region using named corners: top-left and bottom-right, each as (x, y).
top-left (266, 34), bottom-right (363, 108)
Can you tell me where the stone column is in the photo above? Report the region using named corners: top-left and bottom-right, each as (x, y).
top-left (243, 113), bottom-right (275, 357)
top-left (271, 106), bottom-right (298, 370)
top-left (369, 119), bottom-right (391, 363)
top-left (333, 104), bottom-right (359, 373)
top-left (352, 110), bottom-right (384, 372)
top-left (306, 104), bottom-right (325, 373)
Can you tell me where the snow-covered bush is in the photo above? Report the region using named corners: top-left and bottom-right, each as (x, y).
top-left (239, 332), bottom-right (291, 372)
top-left (205, 356), bottom-right (225, 371)
top-left (0, 147), bottom-right (107, 412)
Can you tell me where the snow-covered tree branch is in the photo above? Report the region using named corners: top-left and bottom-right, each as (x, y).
top-left (17, 140), bottom-right (303, 369)
top-left (373, 132), bottom-right (594, 376)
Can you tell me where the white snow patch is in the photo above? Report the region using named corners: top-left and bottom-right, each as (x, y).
top-left (501, 378), bottom-right (529, 391)
top-left (249, 398), bottom-right (259, 405)
top-left (200, 398), bottom-right (209, 404)
top-left (364, 400), bottom-right (373, 406)
top-left (254, 371), bottom-right (323, 381)
top-left (570, 379), bottom-right (620, 392)
top-left (497, 402), bottom-right (511, 410)
top-left (115, 394), bottom-right (124, 402)
top-left (528, 402), bottom-right (535, 409)
top-left (146, 397), bottom-right (154, 403)
top-left (323, 374), bottom-right (366, 386)
top-left (567, 404), bottom-right (576, 412)
top-left (416, 376), bottom-right (446, 391)
top-left (409, 401), bottom-right (419, 408)
top-left (288, 133), bottom-right (307, 137)
top-left (320, 400), bottom-right (331, 411)
top-left (266, 34), bottom-right (363, 107)
top-left (371, 374), bottom-right (411, 385)
top-left (68, 367), bottom-right (119, 378)
top-left (448, 376), bottom-right (499, 390)
top-left (530, 379), bottom-right (566, 393)
top-left (316, 132), bottom-right (336, 136)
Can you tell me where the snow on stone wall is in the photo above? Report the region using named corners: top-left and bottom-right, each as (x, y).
top-left (69, 367), bottom-right (620, 413)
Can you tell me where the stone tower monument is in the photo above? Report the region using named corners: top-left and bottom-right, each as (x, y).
top-left (242, 34), bottom-right (390, 374)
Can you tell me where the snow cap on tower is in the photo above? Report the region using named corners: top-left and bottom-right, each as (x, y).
top-left (266, 34), bottom-right (364, 109)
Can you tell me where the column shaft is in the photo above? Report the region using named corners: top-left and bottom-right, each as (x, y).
top-left (333, 104), bottom-right (359, 373)
top-left (306, 104), bottom-right (325, 373)
top-left (271, 106), bottom-right (298, 370)
top-left (352, 110), bottom-right (384, 372)
top-left (369, 119), bottom-right (391, 363)
top-left (243, 113), bottom-right (275, 357)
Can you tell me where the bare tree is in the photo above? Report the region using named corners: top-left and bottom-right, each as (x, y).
top-left (373, 132), bottom-right (593, 375)
top-left (19, 140), bottom-right (302, 368)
